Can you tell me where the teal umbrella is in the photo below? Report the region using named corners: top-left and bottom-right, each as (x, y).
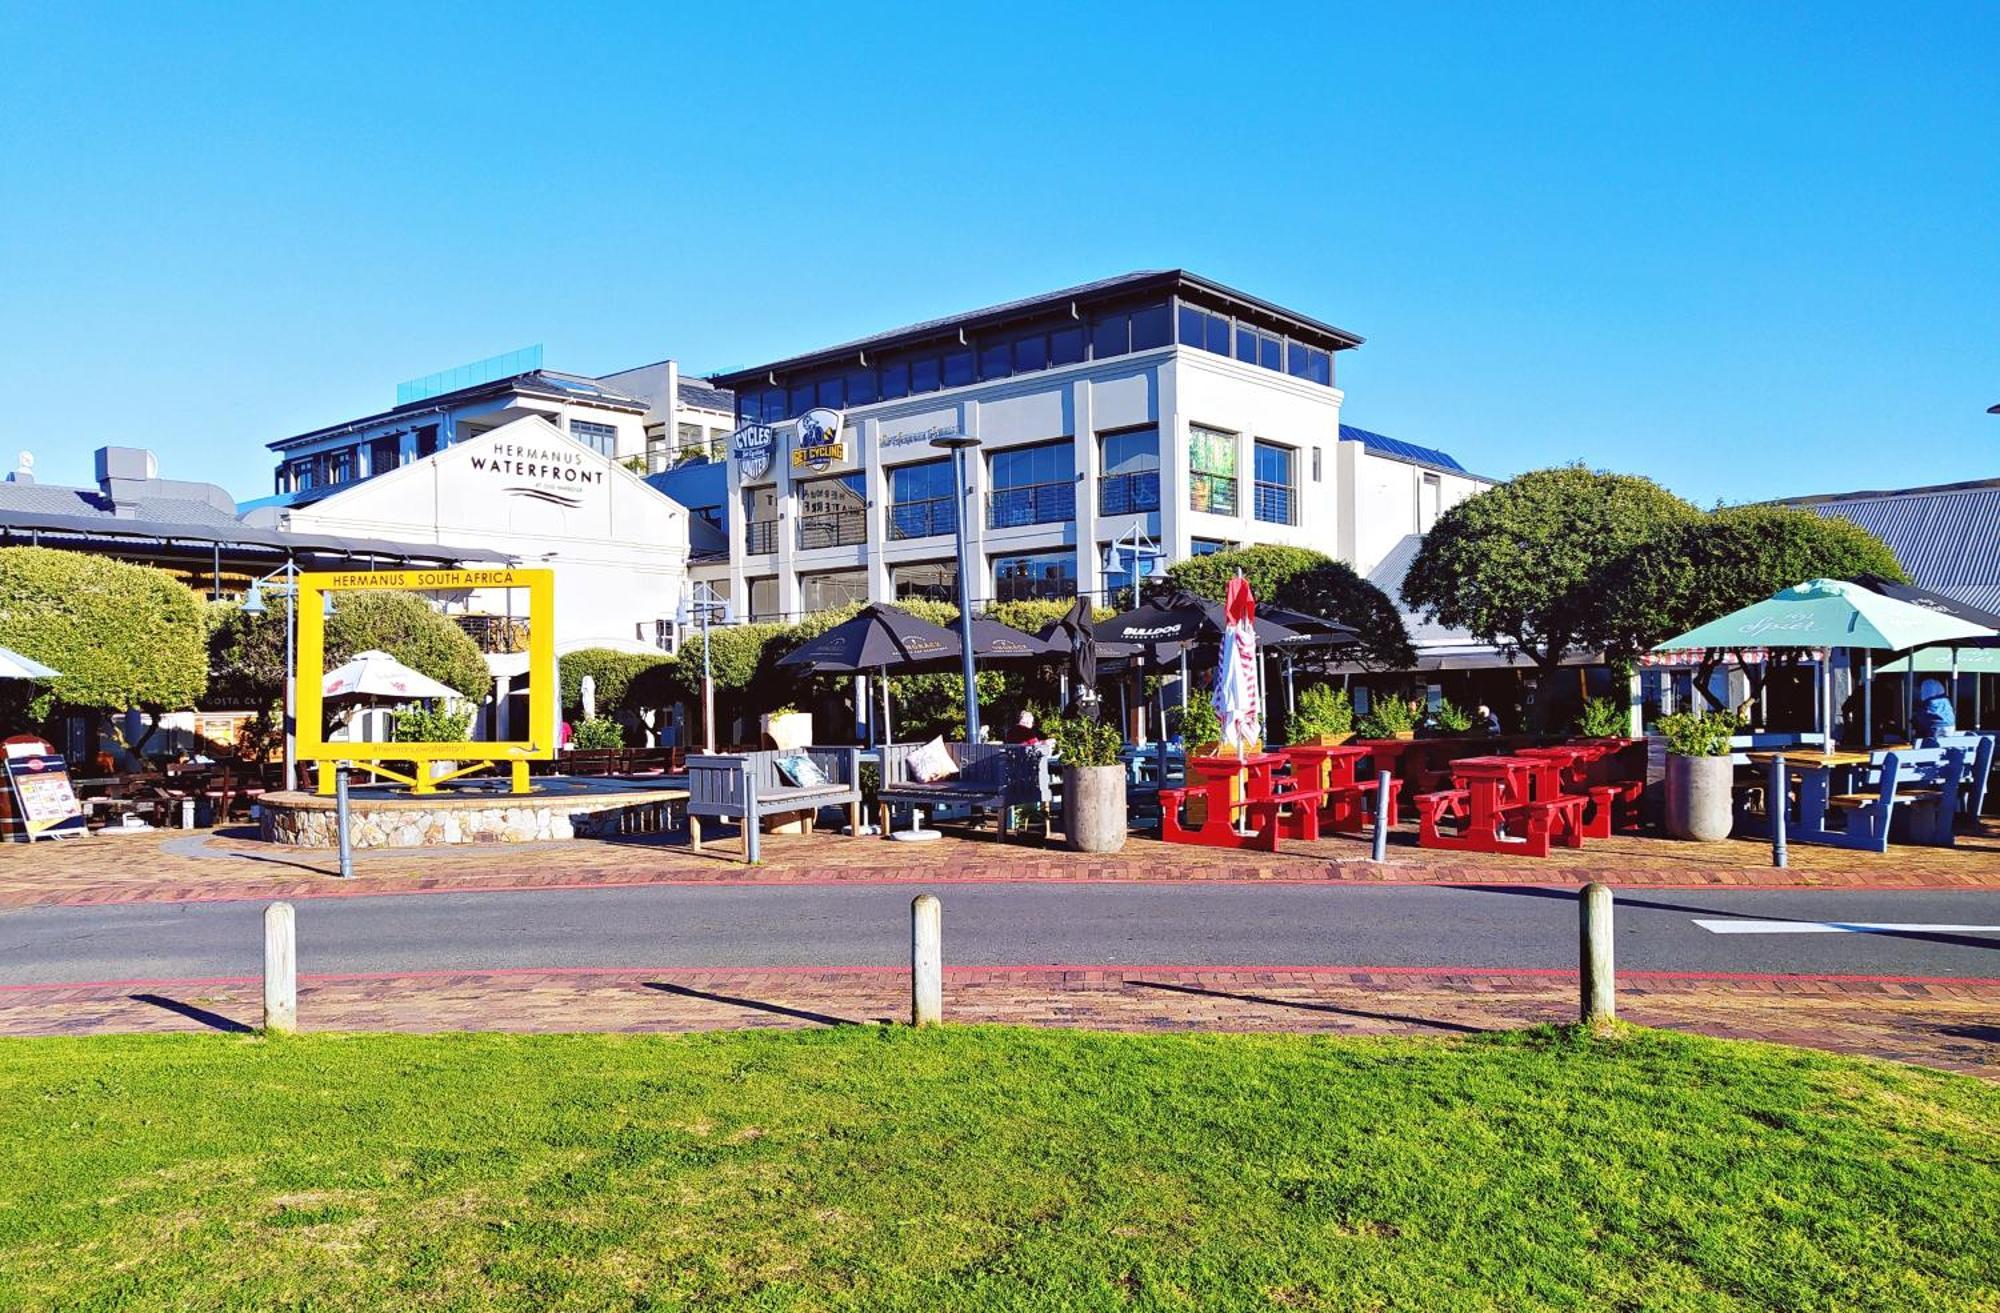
top-left (1651, 578), bottom-right (1997, 743)
top-left (1878, 648), bottom-right (2000, 674)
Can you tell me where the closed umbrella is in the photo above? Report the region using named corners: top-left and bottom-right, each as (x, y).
top-left (1211, 576), bottom-right (1263, 834)
top-left (1050, 595), bottom-right (1099, 717)
top-left (0, 645), bottom-right (61, 682)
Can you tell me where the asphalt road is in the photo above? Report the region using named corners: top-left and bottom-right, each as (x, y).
top-left (2, 884), bottom-right (1998, 985)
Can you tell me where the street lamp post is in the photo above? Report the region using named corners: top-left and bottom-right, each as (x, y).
top-left (677, 582), bottom-right (729, 754)
top-left (241, 559), bottom-right (300, 793)
top-left (931, 432), bottom-right (983, 744)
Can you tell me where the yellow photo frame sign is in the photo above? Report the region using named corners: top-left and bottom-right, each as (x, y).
top-left (295, 568), bottom-right (556, 796)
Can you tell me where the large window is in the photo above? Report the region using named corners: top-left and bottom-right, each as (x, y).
top-left (993, 549), bottom-right (1077, 603)
top-left (1189, 425), bottom-right (1238, 516)
top-left (987, 441), bottom-right (1076, 529)
top-left (1253, 441), bottom-right (1296, 525)
top-left (891, 560), bottom-right (957, 603)
top-left (743, 487), bottom-right (779, 555)
top-left (889, 458), bottom-right (956, 540)
top-left (796, 472), bottom-right (868, 550)
top-left (748, 577), bottom-right (781, 622)
top-left (368, 436), bottom-right (400, 476)
top-left (801, 569), bottom-right (868, 611)
top-left (1098, 427), bottom-right (1160, 515)
top-left (571, 419), bottom-right (618, 456)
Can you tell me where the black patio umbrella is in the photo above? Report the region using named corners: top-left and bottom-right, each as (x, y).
top-left (1051, 595), bottom-right (1100, 718)
top-left (1851, 575), bottom-right (2000, 646)
top-left (1094, 588), bottom-right (1303, 649)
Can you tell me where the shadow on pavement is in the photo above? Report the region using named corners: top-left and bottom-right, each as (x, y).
top-left (1127, 979), bottom-right (1491, 1035)
top-left (642, 981), bottom-right (859, 1027)
top-left (129, 993), bottom-right (255, 1034)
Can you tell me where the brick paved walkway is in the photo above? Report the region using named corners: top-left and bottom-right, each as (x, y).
top-left (4, 819), bottom-right (1997, 907)
top-left (2, 967), bottom-right (1991, 1078)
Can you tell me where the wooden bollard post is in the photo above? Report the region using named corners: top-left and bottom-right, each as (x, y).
top-left (263, 901), bottom-right (297, 1034)
top-left (1579, 882), bottom-right (1614, 1027)
top-left (910, 893), bottom-right (942, 1027)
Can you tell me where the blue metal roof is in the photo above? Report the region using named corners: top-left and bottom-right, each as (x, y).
top-left (1788, 481), bottom-right (2000, 615)
top-left (1339, 424), bottom-right (1468, 474)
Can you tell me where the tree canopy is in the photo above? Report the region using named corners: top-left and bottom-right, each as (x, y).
top-left (1402, 466), bottom-right (1702, 677)
top-left (209, 587), bottom-right (492, 710)
top-left (558, 648), bottom-right (674, 718)
top-left (0, 547), bottom-right (208, 741)
top-left (1165, 544), bottom-right (1415, 669)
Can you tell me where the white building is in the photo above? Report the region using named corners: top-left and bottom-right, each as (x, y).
top-left (685, 270), bottom-right (1488, 621)
top-left (262, 416), bottom-right (694, 657)
top-left (253, 346), bottom-right (735, 508)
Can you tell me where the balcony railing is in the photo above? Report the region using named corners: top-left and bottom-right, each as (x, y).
top-left (453, 614), bottom-right (529, 654)
top-left (1098, 469), bottom-right (1161, 516)
top-left (995, 572), bottom-right (1079, 603)
top-left (888, 496), bottom-right (956, 540)
top-left (797, 511), bottom-right (868, 551)
top-left (1253, 480), bottom-right (1296, 525)
top-left (987, 479), bottom-right (1076, 529)
top-left (1190, 474), bottom-right (1237, 517)
top-left (745, 520), bottom-right (778, 555)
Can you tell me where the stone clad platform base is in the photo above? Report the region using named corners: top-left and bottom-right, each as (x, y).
top-left (258, 781), bottom-right (688, 848)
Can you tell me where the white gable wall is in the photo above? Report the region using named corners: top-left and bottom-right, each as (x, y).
top-left (282, 417), bottom-right (691, 652)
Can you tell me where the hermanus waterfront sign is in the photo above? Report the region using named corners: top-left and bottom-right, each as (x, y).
top-left (792, 408), bottom-right (846, 472)
top-left (466, 441), bottom-right (606, 510)
top-left (732, 422), bottom-right (776, 480)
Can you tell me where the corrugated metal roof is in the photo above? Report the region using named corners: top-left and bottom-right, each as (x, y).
top-left (1339, 424), bottom-right (1469, 474)
top-left (1794, 483), bottom-right (2000, 615)
top-left (676, 378), bottom-right (735, 413)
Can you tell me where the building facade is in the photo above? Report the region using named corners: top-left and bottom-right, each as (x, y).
top-left (686, 270), bottom-right (1487, 622)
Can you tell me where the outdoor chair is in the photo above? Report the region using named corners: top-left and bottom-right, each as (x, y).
top-left (876, 742), bottom-right (1051, 840)
top-left (1821, 747), bottom-right (1966, 850)
top-left (685, 747), bottom-right (863, 862)
top-left (1920, 732), bottom-right (1994, 823)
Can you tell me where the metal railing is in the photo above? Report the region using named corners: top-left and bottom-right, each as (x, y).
top-left (1253, 480), bottom-right (1296, 525)
top-left (453, 614), bottom-right (529, 654)
top-left (987, 479), bottom-right (1075, 529)
top-left (797, 511), bottom-right (868, 551)
top-left (1098, 469), bottom-right (1161, 515)
top-left (1190, 475), bottom-right (1237, 517)
top-left (744, 520), bottom-right (778, 555)
top-left (888, 496), bottom-right (956, 540)
top-left (995, 573), bottom-right (1079, 603)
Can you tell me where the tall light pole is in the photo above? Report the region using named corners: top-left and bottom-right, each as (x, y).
top-left (931, 432), bottom-right (983, 743)
top-left (677, 581), bottom-right (729, 754)
top-left (241, 558), bottom-right (300, 793)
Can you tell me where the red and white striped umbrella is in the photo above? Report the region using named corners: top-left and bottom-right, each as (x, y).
top-left (1212, 575), bottom-right (1261, 750)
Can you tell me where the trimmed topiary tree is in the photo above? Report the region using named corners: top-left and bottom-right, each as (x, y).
top-left (0, 546), bottom-right (207, 752)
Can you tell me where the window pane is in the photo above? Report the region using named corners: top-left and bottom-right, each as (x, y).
top-left (1259, 335), bottom-right (1281, 371)
top-left (1307, 348), bottom-right (1331, 385)
top-left (1235, 326), bottom-right (1258, 364)
top-left (1204, 312), bottom-right (1231, 355)
top-left (1287, 342), bottom-right (1309, 378)
top-left (993, 549), bottom-right (1077, 602)
top-left (1050, 324), bottom-right (1086, 365)
top-left (817, 375), bottom-right (845, 409)
top-left (1178, 304), bottom-right (1205, 346)
top-left (879, 360), bottom-right (910, 400)
top-left (1101, 427), bottom-right (1159, 475)
top-left (942, 348), bottom-right (974, 388)
top-left (911, 355), bottom-right (940, 393)
top-left (1130, 301), bottom-right (1170, 350)
top-left (979, 341), bottom-right (1013, 381)
top-left (788, 382), bottom-right (814, 416)
top-left (1092, 310), bottom-right (1130, 358)
top-left (845, 367), bottom-right (878, 406)
top-left (1014, 332), bottom-right (1047, 372)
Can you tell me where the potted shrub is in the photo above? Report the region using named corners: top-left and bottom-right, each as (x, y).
top-left (1576, 696), bottom-right (1629, 741)
top-left (1052, 715), bottom-right (1127, 854)
top-left (1657, 710), bottom-right (1741, 841)
top-left (1432, 699), bottom-right (1474, 736)
top-left (570, 717), bottom-right (625, 750)
top-left (1288, 684), bottom-right (1354, 746)
top-left (1176, 697), bottom-right (1222, 757)
top-left (761, 705), bottom-right (813, 752)
top-left (1356, 693), bottom-right (1417, 741)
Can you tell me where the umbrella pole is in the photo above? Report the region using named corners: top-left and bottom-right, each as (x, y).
top-left (1179, 649), bottom-right (1188, 717)
top-left (1822, 651), bottom-right (1834, 746)
top-left (1862, 651), bottom-right (1872, 747)
top-left (1950, 648), bottom-right (1961, 733)
top-left (1905, 661), bottom-right (1915, 740)
top-left (880, 667), bottom-right (892, 748)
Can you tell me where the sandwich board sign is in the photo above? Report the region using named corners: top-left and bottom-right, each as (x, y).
top-left (4, 741), bottom-right (84, 841)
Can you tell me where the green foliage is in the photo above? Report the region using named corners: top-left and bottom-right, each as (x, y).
top-left (983, 598), bottom-right (1111, 636)
top-left (1433, 699), bottom-right (1474, 733)
top-left (568, 716), bottom-right (627, 750)
top-left (1287, 683), bottom-right (1354, 744)
top-left (1656, 709), bottom-right (1744, 757)
top-left (390, 703), bottom-right (476, 744)
top-left (324, 591), bottom-right (491, 700)
top-left (1356, 691), bottom-right (1417, 739)
top-left (1, 1028), bottom-right (1993, 1310)
top-left (559, 648), bottom-right (672, 717)
top-left (1577, 696), bottom-right (1629, 738)
top-left (1403, 465), bottom-right (1702, 678)
top-left (1049, 714), bottom-right (1123, 767)
top-left (0, 546), bottom-right (207, 727)
top-left (1166, 544), bottom-right (1414, 669)
top-left (1175, 694), bottom-right (1221, 747)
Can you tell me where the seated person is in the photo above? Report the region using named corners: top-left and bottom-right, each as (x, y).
top-left (1476, 704), bottom-right (1503, 737)
top-left (1003, 710), bottom-right (1041, 745)
top-left (1911, 678), bottom-right (1956, 740)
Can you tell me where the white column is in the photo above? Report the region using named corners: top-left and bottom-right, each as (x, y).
top-left (1073, 379), bottom-right (1102, 598)
top-left (863, 416), bottom-right (891, 603)
top-left (959, 400), bottom-right (987, 607)
top-left (1157, 360), bottom-right (1186, 559)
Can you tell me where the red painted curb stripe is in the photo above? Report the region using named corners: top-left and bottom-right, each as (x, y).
top-left (4, 963), bottom-right (1998, 995)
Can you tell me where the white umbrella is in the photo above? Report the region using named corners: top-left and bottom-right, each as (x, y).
top-left (322, 650), bottom-right (461, 702)
top-left (0, 645), bottom-right (60, 681)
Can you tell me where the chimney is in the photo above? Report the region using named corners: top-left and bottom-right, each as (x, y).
top-left (6, 451), bottom-right (33, 484)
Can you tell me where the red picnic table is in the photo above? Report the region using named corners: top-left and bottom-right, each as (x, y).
top-left (1281, 743), bottom-right (1400, 835)
top-left (1160, 750), bottom-right (1326, 850)
top-left (1414, 754), bottom-right (1588, 858)
top-left (1515, 743), bottom-right (1644, 837)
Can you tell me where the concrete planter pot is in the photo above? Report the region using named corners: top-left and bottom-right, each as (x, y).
top-left (1063, 764), bottom-right (1128, 853)
top-left (761, 711), bottom-right (813, 752)
top-left (1664, 753), bottom-right (1734, 841)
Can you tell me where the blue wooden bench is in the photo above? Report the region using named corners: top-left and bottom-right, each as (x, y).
top-left (1818, 747), bottom-right (1967, 850)
top-left (686, 747), bottom-right (862, 863)
top-left (1921, 732), bottom-right (1995, 822)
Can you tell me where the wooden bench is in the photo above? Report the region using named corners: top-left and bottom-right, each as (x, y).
top-left (685, 747), bottom-right (862, 862)
top-left (876, 743), bottom-right (1050, 840)
top-left (1818, 748), bottom-right (1965, 850)
top-left (1322, 774), bottom-right (1401, 835)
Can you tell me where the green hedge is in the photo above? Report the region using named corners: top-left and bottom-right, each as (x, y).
top-left (1165, 544), bottom-right (1414, 669)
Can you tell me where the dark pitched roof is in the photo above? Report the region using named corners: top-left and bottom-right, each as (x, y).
top-left (1778, 480), bottom-right (2000, 614)
top-left (712, 269), bottom-right (1364, 387)
top-left (676, 377), bottom-right (735, 414)
top-left (1339, 424), bottom-right (1470, 475)
top-left (270, 369), bottom-right (651, 453)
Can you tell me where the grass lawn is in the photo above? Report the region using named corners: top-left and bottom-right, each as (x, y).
top-left (0, 1026), bottom-right (1994, 1311)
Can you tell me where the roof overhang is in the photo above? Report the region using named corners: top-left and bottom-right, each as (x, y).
top-left (0, 505), bottom-right (513, 566)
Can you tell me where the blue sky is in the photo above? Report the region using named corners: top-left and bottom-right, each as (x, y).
top-left (3, 2), bottom-right (1994, 504)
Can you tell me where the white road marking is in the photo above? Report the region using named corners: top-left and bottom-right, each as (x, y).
top-left (1693, 919), bottom-right (2000, 935)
